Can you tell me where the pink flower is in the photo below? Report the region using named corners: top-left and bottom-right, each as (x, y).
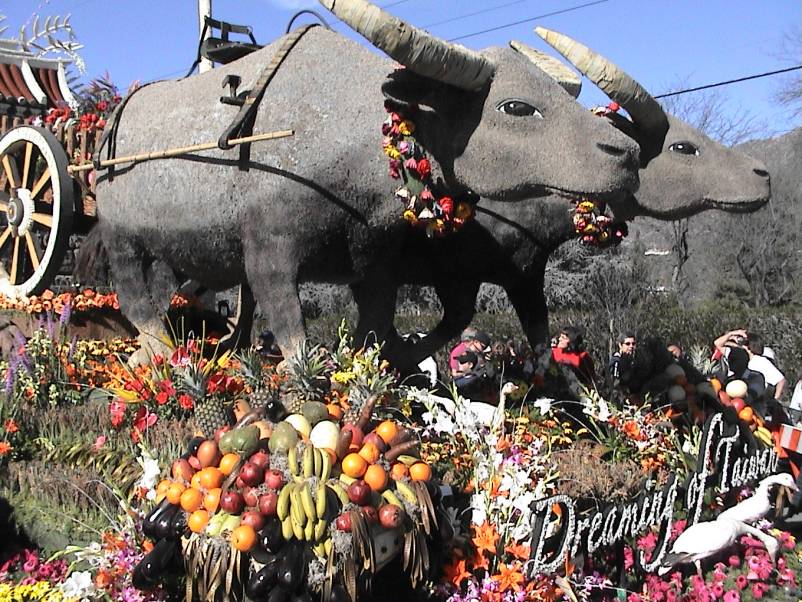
top-left (109, 400), bottom-right (127, 428)
top-left (170, 345), bottom-right (190, 367)
top-left (735, 575), bottom-right (747, 590)
top-left (711, 581), bottom-right (724, 598)
top-left (403, 157), bottom-right (417, 172)
top-left (751, 583), bottom-right (765, 599)
top-left (728, 555), bottom-right (741, 567)
top-left (623, 546), bottom-right (634, 570)
top-left (397, 141), bottom-right (410, 154)
top-left (723, 591), bottom-right (740, 602)
top-left (93, 435), bottom-right (107, 451)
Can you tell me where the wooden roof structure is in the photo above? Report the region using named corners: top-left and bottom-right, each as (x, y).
top-left (0, 39), bottom-right (76, 118)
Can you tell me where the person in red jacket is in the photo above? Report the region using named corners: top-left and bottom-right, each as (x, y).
top-left (551, 326), bottom-right (596, 385)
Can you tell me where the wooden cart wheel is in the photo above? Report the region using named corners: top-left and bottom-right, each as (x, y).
top-left (0, 126), bottom-right (74, 297)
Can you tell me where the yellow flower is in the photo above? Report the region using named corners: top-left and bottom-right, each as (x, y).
top-left (398, 120), bottom-right (415, 135)
top-left (384, 146), bottom-right (401, 159)
top-left (402, 210), bottom-right (418, 224)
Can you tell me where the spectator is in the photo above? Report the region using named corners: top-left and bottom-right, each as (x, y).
top-left (256, 330), bottom-right (283, 364)
top-left (449, 327), bottom-right (491, 377)
top-left (747, 333), bottom-right (786, 400)
top-left (609, 332), bottom-right (637, 388)
top-left (551, 326), bottom-right (596, 385)
top-left (667, 342), bottom-right (683, 360)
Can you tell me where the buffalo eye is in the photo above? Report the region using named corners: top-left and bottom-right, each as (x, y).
top-left (496, 99), bottom-right (542, 118)
top-left (668, 141), bottom-right (700, 156)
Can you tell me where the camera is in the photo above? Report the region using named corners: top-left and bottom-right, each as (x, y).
top-left (732, 335), bottom-right (748, 346)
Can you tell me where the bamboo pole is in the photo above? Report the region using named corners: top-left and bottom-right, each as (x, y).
top-left (67, 129), bottom-right (294, 173)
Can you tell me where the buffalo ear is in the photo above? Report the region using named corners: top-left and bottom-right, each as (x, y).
top-left (381, 69), bottom-right (451, 113)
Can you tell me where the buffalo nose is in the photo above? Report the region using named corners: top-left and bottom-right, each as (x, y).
top-left (753, 167), bottom-right (769, 178)
top-left (596, 142), bottom-right (628, 157)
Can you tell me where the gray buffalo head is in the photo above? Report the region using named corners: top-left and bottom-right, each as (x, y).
top-left (537, 27), bottom-right (771, 220)
top-left (319, 0), bottom-right (655, 202)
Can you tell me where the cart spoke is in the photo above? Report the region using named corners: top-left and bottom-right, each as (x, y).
top-left (29, 167), bottom-right (51, 200)
top-left (2, 155), bottom-right (18, 190)
top-left (0, 189), bottom-right (9, 208)
top-left (21, 142), bottom-right (33, 189)
top-left (0, 226), bottom-right (11, 251)
top-left (10, 235), bottom-right (19, 284)
top-left (31, 212), bottom-right (53, 228)
top-left (24, 231), bottom-right (40, 271)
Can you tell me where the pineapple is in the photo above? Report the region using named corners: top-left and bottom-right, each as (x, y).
top-left (180, 364), bottom-right (229, 437)
top-left (280, 342), bottom-right (329, 414)
top-left (342, 345), bottom-right (396, 425)
top-left (238, 349), bottom-right (272, 410)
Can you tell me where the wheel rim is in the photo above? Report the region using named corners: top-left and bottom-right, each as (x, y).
top-left (0, 126), bottom-right (73, 297)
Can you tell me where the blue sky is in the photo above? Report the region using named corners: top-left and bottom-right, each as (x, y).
top-left (5, 0), bottom-right (799, 139)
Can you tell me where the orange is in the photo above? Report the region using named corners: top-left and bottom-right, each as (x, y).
top-left (188, 509), bottom-right (210, 534)
top-left (180, 487), bottom-right (204, 512)
top-left (166, 482), bottom-right (186, 505)
top-left (375, 420), bottom-right (399, 445)
top-left (326, 403), bottom-right (344, 421)
top-left (364, 464), bottom-right (388, 492)
top-left (341, 453), bottom-right (368, 478)
top-left (219, 453), bottom-right (240, 476)
top-left (231, 524), bottom-right (257, 552)
top-left (190, 472), bottom-right (203, 490)
top-left (358, 443), bottom-right (381, 464)
top-left (156, 479), bottom-right (172, 495)
top-left (409, 462), bottom-right (432, 482)
top-left (198, 467), bottom-right (224, 490)
top-left (203, 487), bottom-right (222, 513)
top-left (738, 406), bottom-right (754, 423)
top-left (390, 463), bottom-right (409, 481)
top-left (710, 378), bottom-right (722, 393)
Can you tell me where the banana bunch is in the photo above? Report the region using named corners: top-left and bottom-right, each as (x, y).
top-left (287, 445), bottom-right (332, 482)
top-left (753, 425), bottom-right (773, 446)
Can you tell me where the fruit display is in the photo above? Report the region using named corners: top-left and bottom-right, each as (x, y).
top-left (134, 342), bottom-right (440, 602)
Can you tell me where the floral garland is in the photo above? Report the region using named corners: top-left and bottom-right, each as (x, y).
top-left (0, 289), bottom-right (191, 316)
top-left (382, 105), bottom-right (476, 237)
top-left (572, 199), bottom-right (628, 248)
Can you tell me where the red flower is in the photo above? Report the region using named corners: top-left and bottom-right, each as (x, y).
top-left (439, 197), bottom-right (454, 218)
top-left (3, 419), bottom-right (19, 433)
top-left (155, 391), bottom-right (170, 406)
top-left (178, 394), bottom-right (194, 410)
top-left (170, 346), bottom-right (190, 367)
top-left (96, 100), bottom-right (108, 111)
top-left (109, 400), bottom-right (127, 428)
top-left (131, 407), bottom-right (157, 442)
top-left (158, 380), bottom-right (176, 396)
top-left (0, 441), bottom-right (11, 456)
top-left (207, 372), bottom-right (225, 395)
top-left (225, 376), bottom-right (243, 395)
top-left (416, 158), bottom-right (431, 180)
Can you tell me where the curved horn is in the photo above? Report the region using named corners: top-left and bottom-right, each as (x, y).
top-left (535, 26), bottom-right (668, 165)
top-left (319, 0), bottom-right (494, 91)
top-left (510, 41), bottom-right (581, 98)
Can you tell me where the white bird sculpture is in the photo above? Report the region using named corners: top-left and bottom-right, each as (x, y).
top-left (658, 517), bottom-right (778, 576)
top-left (433, 382), bottom-right (520, 429)
top-left (718, 473), bottom-right (799, 524)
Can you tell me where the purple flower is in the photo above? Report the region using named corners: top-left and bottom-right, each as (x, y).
top-left (60, 300), bottom-right (72, 325)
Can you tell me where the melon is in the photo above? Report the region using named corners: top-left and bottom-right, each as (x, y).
top-left (725, 380), bottom-right (748, 400)
top-left (309, 420), bottom-right (340, 451)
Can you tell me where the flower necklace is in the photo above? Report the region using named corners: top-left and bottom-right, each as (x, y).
top-left (382, 104), bottom-right (476, 237)
top-left (571, 199), bottom-right (628, 247)
top-left (571, 102), bottom-right (629, 248)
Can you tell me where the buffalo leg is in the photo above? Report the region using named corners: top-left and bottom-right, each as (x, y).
top-left (244, 238), bottom-right (306, 358)
top-left (412, 279), bottom-right (480, 361)
top-left (103, 231), bottom-right (171, 362)
top-left (350, 270), bottom-right (400, 353)
top-left (505, 266), bottom-right (550, 347)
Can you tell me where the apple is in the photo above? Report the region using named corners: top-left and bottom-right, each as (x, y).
top-left (214, 426), bottom-right (231, 442)
top-left (731, 398), bottom-right (746, 413)
top-left (240, 510), bottom-right (266, 531)
top-left (188, 456), bottom-right (202, 470)
top-left (242, 486), bottom-right (260, 508)
top-left (236, 476), bottom-right (246, 490)
top-left (264, 469), bottom-right (284, 490)
top-left (347, 480), bottom-right (371, 506)
top-left (378, 504), bottom-right (405, 529)
top-left (363, 432), bottom-right (387, 453)
top-left (335, 513), bottom-right (352, 532)
top-left (249, 451), bottom-right (270, 469)
top-left (172, 459), bottom-right (195, 482)
top-left (341, 424), bottom-right (364, 449)
top-left (360, 506), bottom-right (378, 524)
top-left (240, 462), bottom-right (265, 487)
top-left (258, 492), bottom-right (279, 517)
top-left (220, 491), bottom-right (245, 514)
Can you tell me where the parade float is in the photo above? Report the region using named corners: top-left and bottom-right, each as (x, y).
top-left (1, 4), bottom-right (800, 602)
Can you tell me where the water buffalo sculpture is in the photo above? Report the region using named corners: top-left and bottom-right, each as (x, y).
top-left (382, 28), bottom-right (771, 368)
top-left (93, 0), bottom-right (650, 359)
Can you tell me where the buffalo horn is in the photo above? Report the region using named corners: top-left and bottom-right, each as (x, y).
top-left (509, 40), bottom-right (581, 98)
top-left (535, 26), bottom-right (668, 165)
top-left (318, 0), bottom-right (495, 91)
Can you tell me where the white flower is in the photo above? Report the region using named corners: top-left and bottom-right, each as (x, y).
top-left (596, 398), bottom-right (611, 422)
top-left (60, 570), bottom-right (95, 599)
top-left (470, 493), bottom-right (488, 525)
top-left (136, 449), bottom-right (162, 493)
top-left (532, 397), bottom-right (553, 415)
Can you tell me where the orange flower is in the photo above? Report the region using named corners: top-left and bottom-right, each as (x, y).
top-left (493, 562), bottom-right (524, 592)
top-left (472, 522), bottom-right (500, 556)
top-left (3, 419), bottom-right (19, 433)
top-left (443, 558), bottom-right (471, 587)
top-left (95, 569), bottom-right (113, 588)
top-left (0, 441), bottom-right (12, 455)
top-left (504, 542), bottom-right (531, 561)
